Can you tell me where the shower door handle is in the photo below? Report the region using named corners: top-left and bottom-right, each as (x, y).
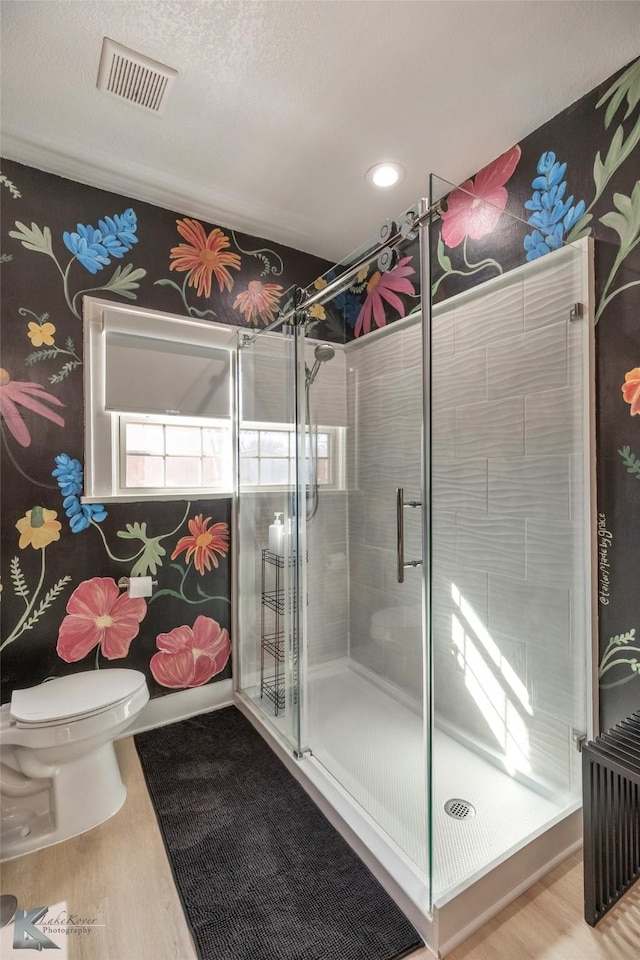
top-left (396, 487), bottom-right (422, 583)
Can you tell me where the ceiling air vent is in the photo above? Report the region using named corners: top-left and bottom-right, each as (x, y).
top-left (97, 38), bottom-right (177, 115)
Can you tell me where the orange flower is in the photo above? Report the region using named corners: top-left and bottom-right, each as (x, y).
top-left (171, 515), bottom-right (229, 575)
top-left (169, 219), bottom-right (241, 297)
top-left (233, 280), bottom-right (283, 326)
top-left (16, 506), bottom-right (62, 550)
top-left (622, 368), bottom-right (640, 415)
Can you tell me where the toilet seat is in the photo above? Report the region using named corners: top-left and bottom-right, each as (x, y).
top-left (10, 670), bottom-right (147, 728)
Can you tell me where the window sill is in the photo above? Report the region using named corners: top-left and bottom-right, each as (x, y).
top-left (81, 492), bottom-right (234, 504)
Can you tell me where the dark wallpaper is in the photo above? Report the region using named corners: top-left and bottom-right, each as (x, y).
top-left (0, 161), bottom-right (329, 702)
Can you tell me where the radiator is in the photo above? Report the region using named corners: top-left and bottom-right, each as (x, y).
top-left (582, 710), bottom-right (640, 925)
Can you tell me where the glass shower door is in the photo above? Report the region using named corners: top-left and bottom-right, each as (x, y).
top-left (427, 173), bottom-right (594, 907)
top-left (300, 221), bottom-right (431, 881)
top-left (236, 322), bottom-right (307, 756)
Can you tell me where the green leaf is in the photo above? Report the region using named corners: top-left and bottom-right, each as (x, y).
top-left (0, 253), bottom-right (14, 263)
top-left (103, 263), bottom-right (146, 298)
top-left (597, 57), bottom-right (640, 128)
top-left (22, 576), bottom-right (71, 631)
top-left (66, 337), bottom-right (75, 352)
top-left (0, 174), bottom-right (21, 199)
top-left (618, 445), bottom-right (640, 478)
top-left (437, 235), bottom-right (452, 273)
top-left (130, 540), bottom-right (166, 578)
top-left (117, 521), bottom-right (147, 540)
top-left (116, 521), bottom-right (166, 576)
top-left (600, 182), bottom-right (640, 256)
top-left (25, 348), bottom-right (59, 365)
top-left (565, 213), bottom-right (593, 244)
top-left (10, 556), bottom-right (29, 599)
top-left (592, 118), bottom-right (640, 206)
top-left (8, 221), bottom-right (53, 257)
top-left (50, 360), bottom-right (81, 384)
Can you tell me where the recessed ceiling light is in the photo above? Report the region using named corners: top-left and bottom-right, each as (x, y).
top-left (365, 162), bottom-right (406, 189)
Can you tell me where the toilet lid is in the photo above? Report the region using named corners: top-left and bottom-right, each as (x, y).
top-left (10, 670), bottom-right (147, 726)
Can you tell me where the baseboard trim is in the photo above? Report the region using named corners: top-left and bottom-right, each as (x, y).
top-left (119, 680), bottom-right (233, 737)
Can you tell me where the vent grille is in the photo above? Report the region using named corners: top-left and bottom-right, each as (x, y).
top-left (97, 38), bottom-right (177, 115)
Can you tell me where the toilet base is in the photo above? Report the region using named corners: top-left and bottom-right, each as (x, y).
top-left (1, 742), bottom-right (127, 861)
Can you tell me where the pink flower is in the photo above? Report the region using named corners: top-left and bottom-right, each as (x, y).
top-left (440, 145), bottom-right (521, 248)
top-left (0, 367), bottom-right (65, 447)
top-left (622, 368), bottom-right (640, 415)
top-left (57, 577), bottom-right (147, 662)
top-left (150, 615), bottom-right (231, 688)
top-left (354, 256), bottom-right (416, 337)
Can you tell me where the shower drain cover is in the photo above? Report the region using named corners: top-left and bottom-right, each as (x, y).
top-left (444, 798), bottom-right (476, 820)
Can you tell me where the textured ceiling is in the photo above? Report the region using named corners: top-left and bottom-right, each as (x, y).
top-left (1, 1), bottom-right (640, 262)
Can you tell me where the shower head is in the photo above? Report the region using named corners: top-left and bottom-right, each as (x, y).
top-left (314, 343), bottom-right (335, 364)
top-left (306, 343), bottom-right (335, 386)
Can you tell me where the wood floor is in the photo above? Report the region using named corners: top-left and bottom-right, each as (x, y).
top-left (1, 736), bottom-right (639, 960)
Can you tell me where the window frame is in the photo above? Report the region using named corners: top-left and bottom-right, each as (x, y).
top-left (238, 420), bottom-right (346, 493)
top-left (82, 297), bottom-right (238, 503)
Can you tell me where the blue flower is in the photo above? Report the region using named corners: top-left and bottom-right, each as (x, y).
top-left (52, 453), bottom-right (83, 496)
top-left (523, 152), bottom-right (585, 261)
top-left (63, 226), bottom-right (110, 274)
top-left (321, 268), bottom-right (365, 330)
top-left (52, 453), bottom-right (107, 533)
top-left (63, 208), bottom-right (139, 274)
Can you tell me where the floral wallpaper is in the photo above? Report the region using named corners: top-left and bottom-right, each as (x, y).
top-left (322, 56), bottom-right (639, 732)
top-left (0, 161), bottom-right (329, 703)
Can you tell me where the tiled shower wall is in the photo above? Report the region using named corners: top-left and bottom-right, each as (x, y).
top-left (346, 321), bottom-right (424, 700)
top-left (431, 244), bottom-right (588, 794)
top-left (348, 243), bottom-right (590, 794)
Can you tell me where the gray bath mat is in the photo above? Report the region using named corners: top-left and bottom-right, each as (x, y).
top-left (135, 705), bottom-right (423, 960)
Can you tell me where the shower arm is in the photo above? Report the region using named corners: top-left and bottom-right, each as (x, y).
top-left (241, 199), bottom-right (442, 345)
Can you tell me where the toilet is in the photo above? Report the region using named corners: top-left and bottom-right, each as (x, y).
top-left (0, 669), bottom-right (149, 861)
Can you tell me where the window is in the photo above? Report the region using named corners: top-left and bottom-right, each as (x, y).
top-left (121, 416), bottom-right (232, 492)
top-left (83, 298), bottom-right (237, 501)
top-left (238, 423), bottom-right (344, 490)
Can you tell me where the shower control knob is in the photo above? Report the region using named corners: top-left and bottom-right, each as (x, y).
top-left (377, 246), bottom-right (399, 274)
top-left (378, 219), bottom-right (397, 244)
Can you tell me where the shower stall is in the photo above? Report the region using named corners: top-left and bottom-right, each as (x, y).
top-left (234, 180), bottom-right (596, 955)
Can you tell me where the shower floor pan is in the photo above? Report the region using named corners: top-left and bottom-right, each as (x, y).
top-left (236, 664), bottom-right (581, 956)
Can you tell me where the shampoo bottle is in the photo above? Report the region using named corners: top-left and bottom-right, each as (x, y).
top-left (268, 513), bottom-right (284, 554)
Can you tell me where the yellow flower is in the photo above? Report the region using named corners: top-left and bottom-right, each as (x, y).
top-left (16, 507), bottom-right (62, 550)
top-left (308, 303), bottom-right (326, 321)
top-left (356, 267), bottom-right (369, 283)
top-left (27, 322), bottom-right (56, 347)
top-left (313, 277), bottom-right (328, 291)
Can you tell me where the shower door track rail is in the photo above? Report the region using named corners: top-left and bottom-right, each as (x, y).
top-left (241, 199), bottom-right (442, 344)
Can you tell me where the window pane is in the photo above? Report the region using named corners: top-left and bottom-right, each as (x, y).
top-left (166, 456), bottom-right (201, 486)
top-left (317, 459), bottom-right (329, 484)
top-left (202, 457), bottom-right (226, 486)
top-left (203, 427), bottom-right (229, 457)
top-left (260, 431), bottom-right (290, 456)
top-left (261, 458), bottom-right (290, 485)
top-left (166, 426), bottom-right (201, 456)
top-left (126, 423), bottom-right (164, 455)
top-left (240, 458), bottom-right (259, 483)
top-left (239, 430), bottom-right (259, 456)
top-left (126, 455), bottom-right (164, 487)
top-left (317, 433), bottom-right (329, 457)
